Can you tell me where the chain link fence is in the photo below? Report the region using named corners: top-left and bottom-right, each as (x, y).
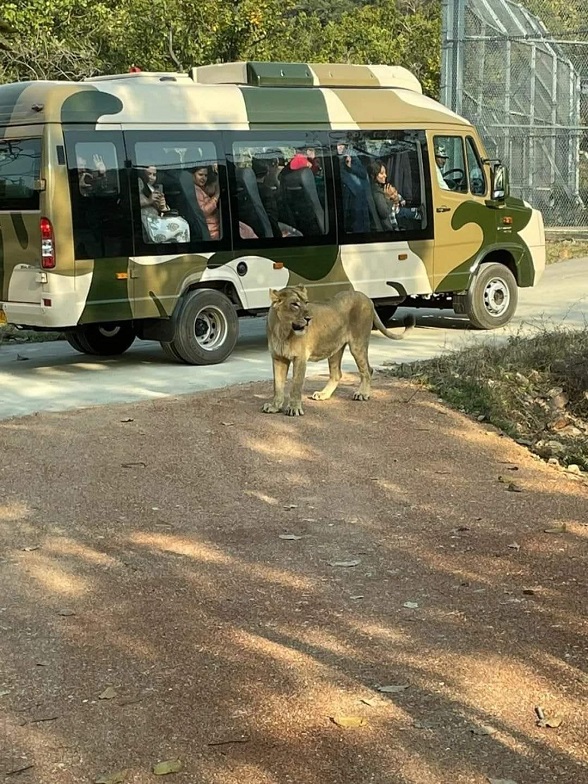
top-left (441, 0), bottom-right (588, 229)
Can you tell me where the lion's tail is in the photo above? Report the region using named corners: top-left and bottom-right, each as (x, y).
top-left (373, 310), bottom-right (416, 340)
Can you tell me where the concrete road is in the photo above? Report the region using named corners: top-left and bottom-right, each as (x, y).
top-left (1, 257), bottom-right (586, 421)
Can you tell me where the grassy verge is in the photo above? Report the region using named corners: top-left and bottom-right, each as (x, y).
top-left (0, 324), bottom-right (64, 345)
top-left (546, 238), bottom-right (588, 264)
top-left (384, 327), bottom-right (588, 473)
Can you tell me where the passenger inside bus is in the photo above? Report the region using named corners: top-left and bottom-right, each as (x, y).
top-left (336, 143), bottom-right (371, 233)
top-left (193, 165), bottom-right (221, 240)
top-left (137, 165), bottom-right (190, 244)
top-left (278, 152), bottom-right (326, 235)
top-left (158, 151), bottom-right (211, 241)
top-left (367, 160), bottom-right (399, 231)
top-left (77, 153), bottom-right (111, 197)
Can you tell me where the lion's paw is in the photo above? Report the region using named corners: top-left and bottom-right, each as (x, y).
top-left (311, 391), bottom-right (328, 401)
top-left (262, 402), bottom-right (282, 414)
top-left (353, 392), bottom-right (370, 401)
top-left (284, 404), bottom-right (304, 417)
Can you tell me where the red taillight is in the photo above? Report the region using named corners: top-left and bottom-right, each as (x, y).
top-left (40, 217), bottom-right (55, 269)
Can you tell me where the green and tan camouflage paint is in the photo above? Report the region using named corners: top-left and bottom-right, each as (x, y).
top-left (0, 62), bottom-right (545, 330)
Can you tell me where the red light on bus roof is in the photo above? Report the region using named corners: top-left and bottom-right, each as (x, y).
top-left (40, 217), bottom-right (55, 269)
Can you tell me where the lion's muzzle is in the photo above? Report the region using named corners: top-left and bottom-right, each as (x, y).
top-left (292, 316), bottom-right (311, 335)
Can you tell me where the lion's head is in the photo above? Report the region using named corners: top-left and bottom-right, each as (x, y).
top-left (269, 285), bottom-right (311, 336)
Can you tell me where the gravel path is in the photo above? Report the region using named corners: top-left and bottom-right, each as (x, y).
top-left (1, 375), bottom-right (587, 784)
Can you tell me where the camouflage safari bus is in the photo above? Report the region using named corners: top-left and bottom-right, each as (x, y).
top-left (0, 61), bottom-right (545, 364)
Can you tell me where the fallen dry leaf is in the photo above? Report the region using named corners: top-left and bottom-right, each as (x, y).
top-left (403, 601), bottom-right (419, 609)
top-left (22, 545), bottom-right (40, 552)
top-left (359, 697), bottom-right (379, 707)
top-left (506, 482), bottom-right (523, 492)
top-left (470, 724), bottom-right (497, 736)
top-left (377, 684), bottom-right (410, 694)
top-left (57, 608), bottom-right (76, 617)
top-left (94, 770), bottom-right (128, 784)
top-left (544, 524), bottom-right (567, 534)
top-left (283, 504), bottom-right (298, 509)
top-left (279, 534), bottom-right (303, 541)
top-left (537, 715), bottom-right (563, 728)
top-left (328, 560), bottom-right (361, 568)
top-left (120, 418), bottom-right (134, 423)
top-left (153, 759), bottom-right (182, 775)
top-left (330, 715), bottom-right (367, 728)
top-left (98, 687), bottom-right (118, 700)
top-left (487, 779), bottom-right (519, 784)
top-left (507, 542), bottom-right (521, 551)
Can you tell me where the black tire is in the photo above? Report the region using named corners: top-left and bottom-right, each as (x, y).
top-left (465, 263), bottom-right (518, 330)
top-left (160, 340), bottom-right (188, 364)
top-left (67, 323), bottom-right (136, 356)
top-left (65, 331), bottom-right (87, 354)
top-left (170, 289), bottom-right (239, 365)
top-left (374, 305), bottom-right (398, 325)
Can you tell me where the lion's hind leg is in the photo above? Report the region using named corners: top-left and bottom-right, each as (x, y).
top-left (311, 347), bottom-right (345, 401)
top-left (348, 338), bottom-right (372, 401)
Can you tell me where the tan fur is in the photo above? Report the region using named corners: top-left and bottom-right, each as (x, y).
top-left (262, 285), bottom-right (415, 416)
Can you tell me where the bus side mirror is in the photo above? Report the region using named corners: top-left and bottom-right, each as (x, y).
top-left (492, 163), bottom-right (509, 201)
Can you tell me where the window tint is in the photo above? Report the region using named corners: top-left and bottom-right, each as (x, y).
top-left (0, 138), bottom-right (42, 211)
top-left (433, 136), bottom-right (467, 193)
top-left (230, 138), bottom-right (328, 240)
top-left (66, 133), bottom-right (132, 260)
top-left (331, 130), bottom-right (429, 238)
top-left (132, 140), bottom-right (222, 246)
top-left (466, 137), bottom-right (487, 196)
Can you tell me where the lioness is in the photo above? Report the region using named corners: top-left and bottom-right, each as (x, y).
top-left (262, 285), bottom-right (415, 416)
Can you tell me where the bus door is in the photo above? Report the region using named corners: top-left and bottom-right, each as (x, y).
top-left (0, 134), bottom-right (43, 308)
top-left (431, 132), bottom-right (490, 292)
top-left (63, 126), bottom-right (134, 324)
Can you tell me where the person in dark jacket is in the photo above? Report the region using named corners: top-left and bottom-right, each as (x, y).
top-left (337, 143), bottom-right (371, 233)
top-left (367, 160), bottom-right (399, 231)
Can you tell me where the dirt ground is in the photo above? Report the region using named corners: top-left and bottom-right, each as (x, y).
top-left (1, 373), bottom-right (587, 784)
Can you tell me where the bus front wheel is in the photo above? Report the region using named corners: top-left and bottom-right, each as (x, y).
top-left (162, 289), bottom-right (239, 365)
top-left (65, 323), bottom-right (136, 356)
top-left (464, 263), bottom-right (518, 330)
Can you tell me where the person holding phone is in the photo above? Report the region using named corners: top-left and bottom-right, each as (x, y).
top-left (137, 165), bottom-right (190, 244)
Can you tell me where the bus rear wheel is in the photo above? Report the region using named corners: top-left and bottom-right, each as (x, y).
top-left (66, 323), bottom-right (136, 356)
top-left (162, 288), bottom-right (239, 365)
top-left (464, 263), bottom-right (518, 330)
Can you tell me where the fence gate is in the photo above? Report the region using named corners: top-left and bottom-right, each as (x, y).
top-left (441, 0), bottom-right (588, 229)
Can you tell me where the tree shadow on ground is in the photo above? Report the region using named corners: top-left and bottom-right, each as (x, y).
top-left (0, 377), bottom-right (587, 783)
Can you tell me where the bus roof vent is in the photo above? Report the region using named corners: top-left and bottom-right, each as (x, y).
top-left (190, 62), bottom-right (422, 92)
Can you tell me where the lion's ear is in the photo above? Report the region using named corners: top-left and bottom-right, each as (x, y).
top-left (269, 288), bottom-right (281, 304)
top-left (294, 285), bottom-right (308, 299)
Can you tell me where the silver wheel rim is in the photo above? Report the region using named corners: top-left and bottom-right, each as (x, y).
top-left (98, 325), bottom-right (122, 338)
top-left (483, 277), bottom-right (510, 317)
top-left (194, 306), bottom-right (228, 351)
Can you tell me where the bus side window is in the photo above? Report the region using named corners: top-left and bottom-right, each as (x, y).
top-left (331, 130), bottom-right (429, 240)
top-left (230, 139), bottom-right (328, 240)
top-left (0, 138), bottom-right (42, 211)
top-left (129, 137), bottom-right (228, 251)
top-left (66, 137), bottom-right (132, 261)
top-left (433, 136), bottom-right (467, 193)
top-left (466, 137), bottom-right (487, 196)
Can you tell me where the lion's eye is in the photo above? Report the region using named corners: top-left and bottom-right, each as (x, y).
top-left (292, 302), bottom-right (300, 310)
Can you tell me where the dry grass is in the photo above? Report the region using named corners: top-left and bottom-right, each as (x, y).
top-left (384, 327), bottom-right (588, 472)
top-left (546, 238), bottom-right (588, 264)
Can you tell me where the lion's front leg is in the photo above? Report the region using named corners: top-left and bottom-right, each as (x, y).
top-left (284, 356), bottom-right (307, 416)
top-left (262, 357), bottom-right (290, 413)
